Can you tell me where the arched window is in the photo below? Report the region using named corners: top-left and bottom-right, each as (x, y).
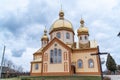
top-left (88, 59), bottom-right (94, 68)
top-left (50, 50), bottom-right (53, 63)
top-left (56, 32), bottom-right (61, 38)
top-left (35, 63), bottom-right (39, 70)
top-left (78, 59), bottom-right (83, 68)
top-left (44, 53), bottom-right (48, 61)
top-left (64, 62), bottom-right (68, 71)
top-left (54, 48), bottom-right (57, 63)
top-left (80, 36), bottom-right (82, 40)
top-left (50, 49), bottom-right (62, 64)
top-left (44, 63), bottom-right (47, 72)
top-left (66, 32), bottom-right (70, 39)
top-left (44, 41), bottom-right (46, 45)
top-left (64, 52), bottom-right (68, 60)
top-left (58, 49), bottom-right (62, 63)
top-left (85, 36), bottom-right (87, 40)
top-left (44, 53), bottom-right (46, 61)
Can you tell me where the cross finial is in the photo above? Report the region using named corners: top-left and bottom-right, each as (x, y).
top-left (61, 4), bottom-right (62, 11)
top-left (59, 0), bottom-right (64, 19)
top-left (44, 26), bottom-right (47, 35)
top-left (80, 17), bottom-right (84, 27)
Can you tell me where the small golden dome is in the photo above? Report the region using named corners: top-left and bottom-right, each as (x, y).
top-left (77, 27), bottom-right (88, 33)
top-left (49, 10), bottom-right (74, 34)
top-left (41, 29), bottom-right (49, 41)
top-left (77, 19), bottom-right (89, 35)
top-left (41, 35), bottom-right (49, 41)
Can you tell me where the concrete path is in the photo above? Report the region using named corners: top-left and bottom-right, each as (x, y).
top-left (104, 75), bottom-right (120, 80)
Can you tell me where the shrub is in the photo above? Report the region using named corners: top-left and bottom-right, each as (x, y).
top-left (103, 76), bottom-right (111, 80)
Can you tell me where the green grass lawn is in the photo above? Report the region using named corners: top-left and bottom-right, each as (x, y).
top-left (20, 76), bottom-right (101, 80)
top-left (0, 76), bottom-right (101, 80)
top-left (1, 77), bottom-right (20, 80)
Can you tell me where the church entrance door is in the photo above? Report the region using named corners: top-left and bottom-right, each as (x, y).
top-left (71, 65), bottom-right (76, 74)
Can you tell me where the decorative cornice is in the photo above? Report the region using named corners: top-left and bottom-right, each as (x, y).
top-left (49, 27), bottom-right (74, 34)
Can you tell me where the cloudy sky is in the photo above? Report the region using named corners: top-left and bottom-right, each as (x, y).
top-left (0, 0), bottom-right (120, 71)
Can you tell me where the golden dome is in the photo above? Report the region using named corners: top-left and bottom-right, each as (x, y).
top-left (77, 27), bottom-right (88, 33)
top-left (41, 35), bottom-right (49, 41)
top-left (49, 10), bottom-right (74, 34)
top-left (41, 29), bottom-right (49, 41)
top-left (77, 18), bottom-right (89, 35)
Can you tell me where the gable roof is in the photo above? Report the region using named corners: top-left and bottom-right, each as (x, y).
top-left (33, 48), bottom-right (43, 55)
top-left (42, 37), bottom-right (72, 52)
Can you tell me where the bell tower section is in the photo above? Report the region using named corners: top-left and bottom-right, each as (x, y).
top-left (41, 28), bottom-right (49, 47)
top-left (77, 18), bottom-right (90, 49)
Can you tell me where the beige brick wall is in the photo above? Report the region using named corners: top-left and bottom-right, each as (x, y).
top-left (32, 63), bottom-right (41, 73)
top-left (50, 30), bottom-right (74, 44)
top-left (44, 41), bottom-right (70, 72)
top-left (72, 51), bottom-right (98, 72)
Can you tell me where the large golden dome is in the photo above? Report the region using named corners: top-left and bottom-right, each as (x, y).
top-left (49, 10), bottom-right (74, 34)
top-left (77, 18), bottom-right (89, 35)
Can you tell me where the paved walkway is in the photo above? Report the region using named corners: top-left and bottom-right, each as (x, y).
top-left (104, 75), bottom-right (120, 80)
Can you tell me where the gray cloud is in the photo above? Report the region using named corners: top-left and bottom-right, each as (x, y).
top-left (0, 0), bottom-right (120, 71)
top-left (12, 48), bottom-right (26, 57)
top-left (0, 0), bottom-right (52, 38)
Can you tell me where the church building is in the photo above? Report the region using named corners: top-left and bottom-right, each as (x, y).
top-left (30, 9), bottom-right (101, 76)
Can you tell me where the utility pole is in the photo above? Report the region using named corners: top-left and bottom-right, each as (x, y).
top-left (0, 45), bottom-right (6, 78)
top-left (91, 46), bottom-right (108, 80)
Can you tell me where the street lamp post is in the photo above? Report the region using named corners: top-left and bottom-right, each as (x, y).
top-left (91, 46), bottom-right (108, 80)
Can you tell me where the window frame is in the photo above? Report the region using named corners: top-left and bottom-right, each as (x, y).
top-left (85, 36), bottom-right (87, 40)
top-left (80, 36), bottom-right (82, 40)
top-left (50, 48), bottom-right (62, 64)
top-left (56, 32), bottom-right (61, 38)
top-left (77, 59), bottom-right (83, 68)
top-left (50, 50), bottom-right (54, 63)
top-left (88, 59), bottom-right (94, 68)
top-left (35, 63), bottom-right (39, 70)
top-left (66, 32), bottom-right (70, 39)
top-left (54, 48), bottom-right (57, 63)
top-left (58, 49), bottom-right (62, 63)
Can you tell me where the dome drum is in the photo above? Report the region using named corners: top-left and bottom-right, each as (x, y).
top-left (77, 32), bottom-right (89, 36)
top-left (49, 27), bottom-right (74, 34)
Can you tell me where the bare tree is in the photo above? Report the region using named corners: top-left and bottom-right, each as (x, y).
top-left (2, 58), bottom-right (24, 77)
top-left (3, 58), bottom-right (8, 67)
top-left (7, 60), bottom-right (13, 69)
top-left (18, 66), bottom-right (23, 72)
